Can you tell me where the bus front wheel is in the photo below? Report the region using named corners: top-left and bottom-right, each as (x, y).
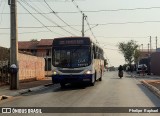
top-left (90, 72), bottom-right (96, 86)
top-left (60, 82), bottom-right (66, 88)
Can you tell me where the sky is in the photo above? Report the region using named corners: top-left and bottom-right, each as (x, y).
top-left (0, 0), bottom-right (160, 67)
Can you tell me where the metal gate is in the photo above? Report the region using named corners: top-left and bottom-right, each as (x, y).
top-left (0, 61), bottom-right (10, 86)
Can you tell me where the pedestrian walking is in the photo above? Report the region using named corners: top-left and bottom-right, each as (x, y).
top-left (142, 64), bottom-right (146, 76)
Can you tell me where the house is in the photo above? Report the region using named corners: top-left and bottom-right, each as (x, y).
top-left (18, 39), bottom-right (54, 71)
top-left (138, 49), bottom-right (156, 59)
top-left (150, 51), bottom-right (160, 75)
top-left (137, 49), bottom-right (156, 74)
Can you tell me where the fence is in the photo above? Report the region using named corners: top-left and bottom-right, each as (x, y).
top-left (18, 53), bottom-right (45, 81)
top-left (0, 61), bottom-right (10, 86)
top-left (0, 53), bottom-right (45, 86)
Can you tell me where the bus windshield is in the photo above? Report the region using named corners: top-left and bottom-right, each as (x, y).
top-left (53, 46), bottom-right (91, 68)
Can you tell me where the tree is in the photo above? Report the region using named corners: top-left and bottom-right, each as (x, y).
top-left (30, 39), bottom-right (38, 42)
top-left (118, 40), bottom-right (139, 65)
top-left (134, 49), bottom-right (141, 65)
top-left (104, 59), bottom-right (108, 68)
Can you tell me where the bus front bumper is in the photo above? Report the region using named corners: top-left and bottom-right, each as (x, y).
top-left (52, 74), bottom-right (93, 84)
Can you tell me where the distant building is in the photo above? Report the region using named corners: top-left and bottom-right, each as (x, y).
top-left (137, 48), bottom-right (160, 75)
top-left (18, 39), bottom-right (53, 71)
top-left (138, 49), bottom-right (156, 59)
top-left (18, 41), bottom-right (39, 56)
top-left (150, 49), bottom-right (160, 75)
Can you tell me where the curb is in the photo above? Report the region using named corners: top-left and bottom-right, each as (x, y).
top-left (0, 83), bottom-right (53, 101)
top-left (141, 80), bottom-right (160, 99)
top-left (134, 75), bottom-right (150, 78)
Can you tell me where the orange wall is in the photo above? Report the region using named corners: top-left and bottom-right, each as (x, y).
top-left (18, 53), bottom-right (45, 80)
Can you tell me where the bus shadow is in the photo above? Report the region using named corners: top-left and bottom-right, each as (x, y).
top-left (54, 83), bottom-right (88, 92)
top-left (21, 84), bottom-right (88, 96)
top-left (110, 77), bottom-right (122, 79)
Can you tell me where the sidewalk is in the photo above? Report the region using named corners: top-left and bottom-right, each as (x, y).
top-left (0, 77), bottom-right (52, 100)
top-left (126, 72), bottom-right (160, 99)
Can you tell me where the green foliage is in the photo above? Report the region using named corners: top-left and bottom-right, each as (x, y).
top-left (118, 40), bottom-right (139, 65)
top-left (104, 59), bottom-right (108, 68)
top-left (134, 49), bottom-right (141, 64)
top-left (0, 47), bottom-right (10, 61)
top-left (30, 39), bottom-right (38, 42)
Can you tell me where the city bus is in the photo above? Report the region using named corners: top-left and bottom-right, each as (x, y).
top-left (52, 37), bottom-right (104, 87)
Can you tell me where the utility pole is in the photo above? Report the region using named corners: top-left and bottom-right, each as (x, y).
top-left (141, 44), bottom-right (143, 52)
top-left (82, 13), bottom-right (87, 37)
top-left (150, 36), bottom-right (152, 53)
top-left (148, 43), bottom-right (150, 54)
top-left (156, 36), bottom-right (158, 50)
top-left (9, 0), bottom-right (19, 89)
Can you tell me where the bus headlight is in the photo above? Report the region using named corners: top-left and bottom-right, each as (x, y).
top-left (53, 70), bottom-right (59, 75)
top-left (84, 70), bottom-right (92, 75)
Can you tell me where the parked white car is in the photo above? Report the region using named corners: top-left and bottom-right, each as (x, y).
top-left (137, 64), bottom-right (147, 74)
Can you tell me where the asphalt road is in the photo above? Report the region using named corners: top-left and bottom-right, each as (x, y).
top-left (0, 71), bottom-right (160, 116)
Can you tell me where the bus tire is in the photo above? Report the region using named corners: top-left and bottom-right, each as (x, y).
top-left (99, 70), bottom-right (102, 81)
top-left (90, 72), bottom-right (96, 86)
top-left (60, 82), bottom-right (65, 88)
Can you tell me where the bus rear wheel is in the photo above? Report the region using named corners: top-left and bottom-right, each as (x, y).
top-left (99, 70), bottom-right (102, 81)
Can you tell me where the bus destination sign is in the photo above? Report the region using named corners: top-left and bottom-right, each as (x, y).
top-left (59, 40), bottom-right (84, 45)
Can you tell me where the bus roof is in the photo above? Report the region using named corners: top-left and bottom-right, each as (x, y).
top-left (53, 37), bottom-right (103, 51)
top-left (53, 37), bottom-right (91, 46)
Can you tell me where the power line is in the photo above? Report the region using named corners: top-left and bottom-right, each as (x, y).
top-left (23, 6), bottom-right (160, 14)
top-left (96, 36), bottom-right (147, 39)
top-left (18, 1), bottom-right (63, 36)
top-left (2, 19), bottom-right (160, 30)
top-left (0, 31), bottom-right (51, 35)
top-left (33, 0), bottom-right (51, 11)
top-left (25, 0), bottom-right (83, 2)
top-left (2, 6), bottom-right (160, 15)
top-left (85, 17), bottom-right (97, 42)
top-left (19, 0), bottom-right (74, 36)
top-left (93, 20), bottom-right (160, 26)
top-left (18, 30), bottom-right (50, 34)
top-left (0, 12), bottom-right (53, 14)
top-left (0, 25), bottom-right (81, 29)
top-left (0, 27), bottom-right (10, 29)
top-left (72, 0), bottom-right (98, 43)
top-left (0, 33), bottom-right (9, 35)
top-left (72, 0), bottom-right (83, 15)
top-left (0, 0), bottom-right (6, 25)
top-left (43, 0), bottom-right (81, 33)
top-left (83, 6), bottom-right (160, 13)
top-left (18, 1), bottom-right (52, 32)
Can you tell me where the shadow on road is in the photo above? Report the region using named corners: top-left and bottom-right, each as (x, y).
top-left (54, 83), bottom-right (87, 92)
top-left (21, 83), bottom-right (91, 96)
top-left (137, 83), bottom-right (160, 107)
top-left (110, 77), bottom-right (123, 79)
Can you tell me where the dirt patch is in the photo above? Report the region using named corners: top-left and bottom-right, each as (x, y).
top-left (145, 80), bottom-right (160, 90)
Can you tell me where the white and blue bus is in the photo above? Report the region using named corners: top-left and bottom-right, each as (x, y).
top-left (52, 37), bottom-right (104, 87)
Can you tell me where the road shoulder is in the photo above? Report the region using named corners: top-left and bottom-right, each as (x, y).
top-left (141, 80), bottom-right (160, 99)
